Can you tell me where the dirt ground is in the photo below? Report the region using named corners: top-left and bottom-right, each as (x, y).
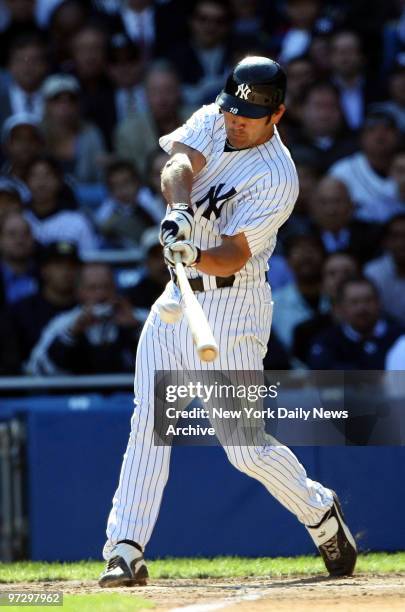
top-left (2, 574), bottom-right (405, 611)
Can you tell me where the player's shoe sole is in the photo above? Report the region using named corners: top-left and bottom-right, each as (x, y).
top-left (98, 542), bottom-right (149, 587)
top-left (307, 491), bottom-right (357, 577)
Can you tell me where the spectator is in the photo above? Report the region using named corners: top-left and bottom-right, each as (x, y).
top-left (0, 211), bottom-right (38, 308)
top-left (371, 53), bottom-right (405, 133)
top-left (0, 34), bottom-right (48, 127)
top-left (293, 251), bottom-right (360, 364)
top-left (329, 30), bottom-right (377, 130)
top-left (10, 240), bottom-right (80, 364)
top-left (385, 335), bottom-right (405, 369)
top-left (0, 179), bottom-right (24, 226)
top-left (288, 81), bottom-right (358, 172)
top-left (342, 0), bottom-right (396, 54)
top-left (321, 252), bottom-right (361, 306)
top-left (1, 113), bottom-right (44, 194)
top-left (168, 0), bottom-right (233, 106)
top-left (88, 0), bottom-right (121, 18)
top-left (118, 0), bottom-right (188, 62)
top-left (114, 61), bottom-right (193, 175)
top-left (48, 0), bottom-right (90, 70)
top-left (95, 160), bottom-right (155, 248)
top-left (308, 176), bottom-right (381, 263)
top-left (24, 156), bottom-right (99, 255)
top-left (278, 0), bottom-right (321, 64)
top-left (277, 147), bottom-right (321, 250)
top-left (35, 0), bottom-right (71, 29)
top-left (364, 214), bottom-right (405, 327)
top-left (307, 19), bottom-right (333, 78)
top-left (125, 226), bottom-right (169, 319)
top-left (107, 32), bottom-right (146, 122)
top-left (308, 276), bottom-right (403, 369)
top-left (263, 331), bottom-right (292, 370)
top-left (272, 233), bottom-right (326, 350)
top-left (283, 54), bottom-right (316, 130)
top-left (382, 2), bottom-right (405, 73)
top-left (0, 308), bottom-right (20, 373)
top-left (388, 149), bottom-right (405, 213)
top-left (27, 262), bottom-right (140, 375)
top-left (0, 0), bottom-right (44, 67)
top-left (329, 109), bottom-right (402, 222)
top-left (138, 148), bottom-right (169, 223)
top-left (70, 24), bottom-right (116, 148)
top-left (268, 146), bottom-right (321, 291)
top-left (230, 0), bottom-right (271, 45)
top-left (41, 74), bottom-right (107, 185)
top-left (266, 254), bottom-right (295, 292)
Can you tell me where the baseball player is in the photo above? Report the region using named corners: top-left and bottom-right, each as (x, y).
top-left (99, 57), bottom-right (357, 587)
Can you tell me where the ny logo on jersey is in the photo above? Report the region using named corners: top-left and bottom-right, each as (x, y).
top-left (235, 83), bottom-right (251, 100)
top-left (196, 184), bottom-right (237, 221)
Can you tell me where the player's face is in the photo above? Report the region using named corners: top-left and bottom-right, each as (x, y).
top-left (222, 106), bottom-right (285, 149)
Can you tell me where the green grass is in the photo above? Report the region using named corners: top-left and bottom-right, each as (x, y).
top-left (1, 552), bottom-right (405, 584)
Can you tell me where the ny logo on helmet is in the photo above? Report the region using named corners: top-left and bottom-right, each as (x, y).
top-left (235, 83), bottom-right (251, 100)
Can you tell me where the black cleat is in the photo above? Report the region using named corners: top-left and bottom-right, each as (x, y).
top-left (98, 541), bottom-right (149, 587)
top-left (306, 492), bottom-right (357, 577)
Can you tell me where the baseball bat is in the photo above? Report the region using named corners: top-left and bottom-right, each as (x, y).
top-left (173, 253), bottom-right (219, 362)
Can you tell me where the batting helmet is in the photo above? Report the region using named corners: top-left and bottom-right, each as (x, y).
top-left (216, 56), bottom-right (286, 119)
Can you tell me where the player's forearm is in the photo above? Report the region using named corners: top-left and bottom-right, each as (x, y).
top-left (161, 153), bottom-right (194, 207)
top-left (195, 241), bottom-right (249, 277)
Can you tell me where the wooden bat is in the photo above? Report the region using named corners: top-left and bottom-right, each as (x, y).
top-left (173, 253), bottom-right (219, 362)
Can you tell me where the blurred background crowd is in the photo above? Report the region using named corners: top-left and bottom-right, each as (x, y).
top-left (0, 0), bottom-right (405, 376)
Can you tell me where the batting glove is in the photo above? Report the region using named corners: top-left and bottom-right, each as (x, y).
top-left (164, 240), bottom-right (201, 268)
top-left (159, 203), bottom-right (194, 246)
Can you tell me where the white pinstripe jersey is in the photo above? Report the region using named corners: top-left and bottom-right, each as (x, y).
top-left (159, 103), bottom-right (299, 290)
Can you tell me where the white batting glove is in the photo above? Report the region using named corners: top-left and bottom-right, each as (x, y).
top-left (159, 203), bottom-right (194, 246)
top-left (163, 240), bottom-right (201, 268)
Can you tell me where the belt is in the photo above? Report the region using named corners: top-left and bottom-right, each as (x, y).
top-left (173, 272), bottom-right (235, 292)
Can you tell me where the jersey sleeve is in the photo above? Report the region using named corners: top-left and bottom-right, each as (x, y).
top-left (222, 177), bottom-right (299, 256)
top-left (159, 105), bottom-right (216, 160)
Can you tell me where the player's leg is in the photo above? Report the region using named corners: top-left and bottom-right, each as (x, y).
top-left (181, 286), bottom-right (356, 575)
top-left (100, 288), bottom-right (183, 586)
top-left (178, 285), bottom-right (332, 523)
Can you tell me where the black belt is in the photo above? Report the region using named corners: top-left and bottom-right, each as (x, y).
top-left (172, 272), bottom-right (235, 292)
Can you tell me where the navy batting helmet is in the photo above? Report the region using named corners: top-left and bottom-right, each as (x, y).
top-left (216, 56), bottom-right (286, 119)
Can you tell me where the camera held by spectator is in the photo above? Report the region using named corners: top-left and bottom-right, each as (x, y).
top-left (27, 262), bottom-right (141, 375)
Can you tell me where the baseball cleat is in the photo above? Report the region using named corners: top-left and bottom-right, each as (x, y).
top-left (98, 541), bottom-right (149, 587)
top-left (306, 492), bottom-right (357, 577)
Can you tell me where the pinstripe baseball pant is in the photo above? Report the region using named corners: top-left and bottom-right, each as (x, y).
top-left (104, 282), bottom-right (333, 554)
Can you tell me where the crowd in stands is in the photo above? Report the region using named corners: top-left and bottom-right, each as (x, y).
top-left (0, 0), bottom-right (405, 375)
